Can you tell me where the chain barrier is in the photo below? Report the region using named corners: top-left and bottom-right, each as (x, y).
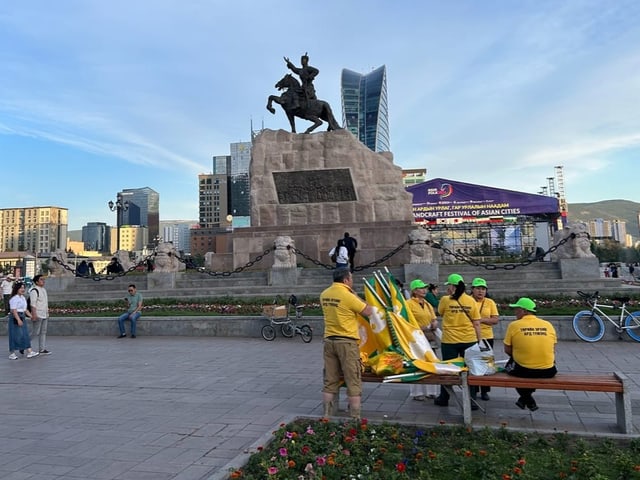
top-left (293, 241), bottom-right (410, 272)
top-left (53, 252), bottom-right (157, 281)
top-left (174, 247), bottom-right (275, 277)
top-left (415, 231), bottom-right (588, 271)
top-left (50, 231), bottom-right (587, 279)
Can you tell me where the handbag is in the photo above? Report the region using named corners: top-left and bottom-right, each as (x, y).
top-left (464, 339), bottom-right (497, 376)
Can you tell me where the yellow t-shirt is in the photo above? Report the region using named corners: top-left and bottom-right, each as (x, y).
top-left (407, 297), bottom-right (436, 329)
top-left (438, 293), bottom-right (480, 344)
top-left (476, 297), bottom-right (499, 340)
top-left (503, 314), bottom-right (557, 369)
top-left (320, 282), bottom-right (367, 339)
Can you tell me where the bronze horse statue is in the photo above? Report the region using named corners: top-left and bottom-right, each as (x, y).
top-left (267, 74), bottom-right (341, 134)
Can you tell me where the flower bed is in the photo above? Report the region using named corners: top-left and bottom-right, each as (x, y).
top-left (227, 418), bottom-right (640, 479)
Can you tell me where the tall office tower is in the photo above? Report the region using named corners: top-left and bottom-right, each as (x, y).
top-left (341, 65), bottom-right (390, 152)
top-left (198, 173), bottom-right (228, 228)
top-left (119, 187), bottom-right (159, 247)
top-left (82, 222), bottom-right (109, 253)
top-left (229, 142), bottom-right (251, 224)
top-left (0, 206), bottom-right (68, 253)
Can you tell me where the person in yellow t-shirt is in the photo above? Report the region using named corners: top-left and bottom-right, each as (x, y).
top-left (470, 277), bottom-right (499, 401)
top-left (320, 268), bottom-right (374, 419)
top-left (406, 279), bottom-right (439, 401)
top-left (434, 273), bottom-right (482, 408)
top-left (503, 297), bottom-right (557, 412)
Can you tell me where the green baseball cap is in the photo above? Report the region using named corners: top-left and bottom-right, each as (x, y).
top-left (471, 277), bottom-right (487, 288)
top-left (445, 273), bottom-right (464, 285)
top-left (509, 297), bottom-right (536, 312)
top-left (409, 279), bottom-right (427, 291)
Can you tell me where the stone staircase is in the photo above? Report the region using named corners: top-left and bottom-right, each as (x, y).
top-left (45, 262), bottom-right (636, 304)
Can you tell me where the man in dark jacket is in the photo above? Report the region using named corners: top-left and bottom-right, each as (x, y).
top-left (342, 232), bottom-right (358, 272)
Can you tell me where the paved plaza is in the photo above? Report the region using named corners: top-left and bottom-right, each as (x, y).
top-left (0, 336), bottom-right (639, 479)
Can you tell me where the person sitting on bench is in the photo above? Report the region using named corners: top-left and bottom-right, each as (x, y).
top-left (503, 297), bottom-right (557, 412)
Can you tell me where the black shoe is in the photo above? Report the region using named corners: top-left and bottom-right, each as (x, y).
top-left (117, 334), bottom-right (126, 339)
top-left (131, 335), bottom-right (136, 338)
top-left (515, 397), bottom-right (526, 410)
top-left (471, 402), bottom-right (479, 411)
top-left (527, 399), bottom-right (538, 412)
top-left (19, 349), bottom-right (24, 355)
top-left (434, 397), bottom-right (449, 407)
top-left (481, 393), bottom-right (490, 401)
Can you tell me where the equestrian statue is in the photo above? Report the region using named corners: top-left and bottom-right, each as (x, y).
top-left (267, 53), bottom-right (341, 134)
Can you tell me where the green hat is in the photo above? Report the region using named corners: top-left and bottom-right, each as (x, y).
top-left (509, 297), bottom-right (536, 312)
top-left (471, 277), bottom-right (487, 288)
top-left (445, 273), bottom-right (463, 285)
top-left (409, 279), bottom-right (427, 291)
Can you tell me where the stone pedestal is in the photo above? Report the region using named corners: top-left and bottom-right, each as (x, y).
top-left (559, 257), bottom-right (600, 279)
top-left (269, 267), bottom-right (299, 286)
top-left (404, 264), bottom-right (440, 285)
top-left (230, 128), bottom-right (415, 270)
top-left (148, 272), bottom-right (177, 290)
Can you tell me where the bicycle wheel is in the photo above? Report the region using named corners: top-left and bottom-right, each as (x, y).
top-left (298, 325), bottom-right (313, 343)
top-left (624, 311), bottom-right (640, 342)
top-left (261, 325), bottom-right (276, 341)
top-left (280, 323), bottom-right (294, 338)
top-left (572, 310), bottom-right (605, 342)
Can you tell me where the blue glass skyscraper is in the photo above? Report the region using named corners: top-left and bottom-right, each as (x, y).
top-left (341, 65), bottom-right (390, 152)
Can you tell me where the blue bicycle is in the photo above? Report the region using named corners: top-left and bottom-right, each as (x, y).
top-left (572, 291), bottom-right (640, 342)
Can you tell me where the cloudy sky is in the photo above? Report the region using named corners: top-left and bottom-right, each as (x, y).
top-left (1, 1), bottom-right (639, 230)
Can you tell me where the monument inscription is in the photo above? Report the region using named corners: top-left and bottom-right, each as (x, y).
top-left (273, 169), bottom-right (356, 204)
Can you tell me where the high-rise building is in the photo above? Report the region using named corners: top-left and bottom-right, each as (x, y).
top-left (0, 206), bottom-right (68, 253)
top-left (341, 65), bottom-right (390, 152)
top-left (160, 221), bottom-right (195, 254)
top-left (198, 174), bottom-right (228, 228)
top-left (119, 187), bottom-right (159, 247)
top-left (82, 222), bottom-right (109, 253)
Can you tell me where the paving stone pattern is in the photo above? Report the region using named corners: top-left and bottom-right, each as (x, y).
top-left (0, 337), bottom-right (638, 479)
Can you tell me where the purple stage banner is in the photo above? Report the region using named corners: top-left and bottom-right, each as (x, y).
top-left (407, 178), bottom-right (560, 222)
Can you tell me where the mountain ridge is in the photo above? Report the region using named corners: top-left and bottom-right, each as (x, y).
top-left (568, 199), bottom-right (639, 235)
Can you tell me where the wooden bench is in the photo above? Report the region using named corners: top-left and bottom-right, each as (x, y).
top-left (468, 372), bottom-right (633, 434)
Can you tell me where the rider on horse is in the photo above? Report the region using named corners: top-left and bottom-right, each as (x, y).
top-left (284, 53), bottom-right (319, 109)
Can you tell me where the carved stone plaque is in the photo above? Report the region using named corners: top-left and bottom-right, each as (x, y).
top-left (273, 169), bottom-right (356, 204)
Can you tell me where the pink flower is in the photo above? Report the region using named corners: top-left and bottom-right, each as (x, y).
top-left (279, 447), bottom-right (288, 457)
top-left (268, 466), bottom-right (278, 475)
top-left (316, 455), bottom-right (326, 466)
top-left (306, 426), bottom-right (315, 435)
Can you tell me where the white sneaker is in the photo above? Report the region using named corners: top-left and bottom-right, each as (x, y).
top-left (26, 351), bottom-right (39, 359)
top-left (8, 353), bottom-right (18, 360)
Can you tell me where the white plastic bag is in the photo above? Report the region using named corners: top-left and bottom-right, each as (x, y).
top-left (464, 339), bottom-right (496, 376)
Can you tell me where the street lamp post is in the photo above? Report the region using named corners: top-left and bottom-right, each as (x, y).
top-left (108, 194), bottom-right (129, 253)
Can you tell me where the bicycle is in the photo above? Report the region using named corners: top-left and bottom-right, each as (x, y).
top-left (261, 294), bottom-right (313, 343)
top-left (572, 290), bottom-right (640, 342)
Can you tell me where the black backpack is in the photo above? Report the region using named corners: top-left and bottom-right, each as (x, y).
top-left (26, 287), bottom-right (39, 312)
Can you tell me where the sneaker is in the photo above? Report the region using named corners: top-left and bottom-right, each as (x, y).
top-left (412, 395), bottom-right (425, 401)
top-left (39, 350), bottom-right (52, 355)
top-left (8, 353), bottom-right (18, 360)
top-left (26, 351), bottom-right (40, 359)
top-left (117, 333), bottom-right (126, 339)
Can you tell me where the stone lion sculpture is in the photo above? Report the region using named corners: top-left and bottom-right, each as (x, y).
top-left (408, 228), bottom-right (434, 264)
top-left (114, 250), bottom-right (134, 272)
top-left (47, 249), bottom-right (74, 277)
top-left (551, 222), bottom-right (595, 260)
top-left (153, 242), bottom-right (185, 272)
top-left (273, 236), bottom-right (296, 269)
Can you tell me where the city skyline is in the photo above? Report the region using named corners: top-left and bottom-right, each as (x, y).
top-left (1, 1), bottom-right (640, 230)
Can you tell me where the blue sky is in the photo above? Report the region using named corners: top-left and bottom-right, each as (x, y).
top-left (1, 1), bottom-right (639, 230)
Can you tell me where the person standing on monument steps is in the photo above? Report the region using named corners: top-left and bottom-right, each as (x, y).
top-left (343, 232), bottom-right (358, 272)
